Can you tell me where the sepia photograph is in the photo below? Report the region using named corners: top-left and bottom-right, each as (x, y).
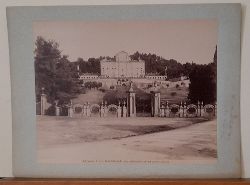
top-left (34, 20), bottom-right (217, 164)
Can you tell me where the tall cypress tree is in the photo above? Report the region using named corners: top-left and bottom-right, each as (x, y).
top-left (188, 47), bottom-right (217, 104)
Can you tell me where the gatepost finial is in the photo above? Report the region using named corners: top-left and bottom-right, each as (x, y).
top-left (129, 81), bottom-right (134, 92)
top-left (41, 87), bottom-right (45, 94)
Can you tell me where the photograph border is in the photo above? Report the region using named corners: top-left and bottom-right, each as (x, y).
top-left (7, 4), bottom-right (241, 178)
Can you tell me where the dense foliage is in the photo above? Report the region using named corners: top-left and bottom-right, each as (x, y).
top-left (35, 36), bottom-right (81, 105)
top-left (188, 48), bottom-right (217, 104)
top-left (76, 57), bottom-right (102, 74)
top-left (84, 81), bottom-right (102, 89)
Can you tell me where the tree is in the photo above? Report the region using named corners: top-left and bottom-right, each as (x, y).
top-left (185, 46), bottom-right (217, 104)
top-left (130, 52), bottom-right (184, 79)
top-left (35, 37), bottom-right (61, 102)
top-left (77, 57), bottom-right (101, 74)
top-left (182, 62), bottom-right (196, 77)
top-left (35, 36), bottom-right (81, 105)
top-left (188, 63), bottom-right (216, 104)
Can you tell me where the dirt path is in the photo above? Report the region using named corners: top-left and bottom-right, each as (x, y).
top-left (37, 116), bottom-right (207, 149)
top-left (38, 120), bottom-right (216, 163)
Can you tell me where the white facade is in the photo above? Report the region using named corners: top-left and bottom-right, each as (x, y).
top-left (100, 51), bottom-right (145, 78)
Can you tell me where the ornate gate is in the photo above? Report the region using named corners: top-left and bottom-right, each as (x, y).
top-left (203, 104), bottom-right (215, 118)
top-left (107, 104), bottom-right (118, 117)
top-left (169, 104), bottom-right (180, 117)
top-left (186, 104), bottom-right (198, 118)
top-left (73, 104), bottom-right (83, 118)
top-left (90, 104), bottom-right (100, 117)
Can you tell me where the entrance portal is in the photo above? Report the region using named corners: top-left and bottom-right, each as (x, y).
top-left (136, 95), bottom-right (151, 117)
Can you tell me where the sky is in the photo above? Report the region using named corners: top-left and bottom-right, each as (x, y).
top-left (33, 20), bottom-right (217, 64)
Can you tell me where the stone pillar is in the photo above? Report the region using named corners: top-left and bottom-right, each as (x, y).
top-left (83, 103), bottom-right (87, 117)
top-left (100, 102), bottom-right (105, 117)
top-left (86, 102), bottom-right (91, 117)
top-left (180, 102), bottom-right (183, 118)
top-left (55, 100), bottom-right (60, 116)
top-left (197, 101), bottom-right (200, 117)
top-left (160, 105), bottom-right (165, 117)
top-left (151, 91), bottom-right (161, 117)
top-left (104, 101), bottom-right (108, 117)
top-left (127, 83), bottom-right (136, 117)
top-left (40, 87), bottom-right (47, 115)
top-left (117, 102), bottom-right (121, 118)
top-left (68, 100), bottom-right (73, 118)
top-left (122, 101), bottom-right (127, 117)
top-left (165, 101), bottom-right (169, 117)
top-left (200, 101), bottom-right (204, 117)
top-left (183, 102), bottom-right (187, 118)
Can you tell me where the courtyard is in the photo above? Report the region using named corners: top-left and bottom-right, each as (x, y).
top-left (37, 116), bottom-right (217, 163)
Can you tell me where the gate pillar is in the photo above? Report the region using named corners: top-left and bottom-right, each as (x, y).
top-left (127, 82), bottom-right (136, 117)
top-left (55, 100), bottom-right (60, 116)
top-left (117, 102), bottom-right (122, 118)
top-left (122, 101), bottom-right (127, 117)
top-left (151, 91), bottom-right (161, 117)
top-left (151, 82), bottom-right (161, 117)
top-left (68, 100), bottom-right (73, 118)
top-left (40, 87), bottom-right (47, 115)
top-left (86, 102), bottom-right (91, 117)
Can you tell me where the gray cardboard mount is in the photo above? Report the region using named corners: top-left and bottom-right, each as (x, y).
top-left (7, 4), bottom-right (241, 178)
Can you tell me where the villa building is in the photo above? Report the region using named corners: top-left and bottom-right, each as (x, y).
top-left (100, 51), bottom-right (145, 78)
